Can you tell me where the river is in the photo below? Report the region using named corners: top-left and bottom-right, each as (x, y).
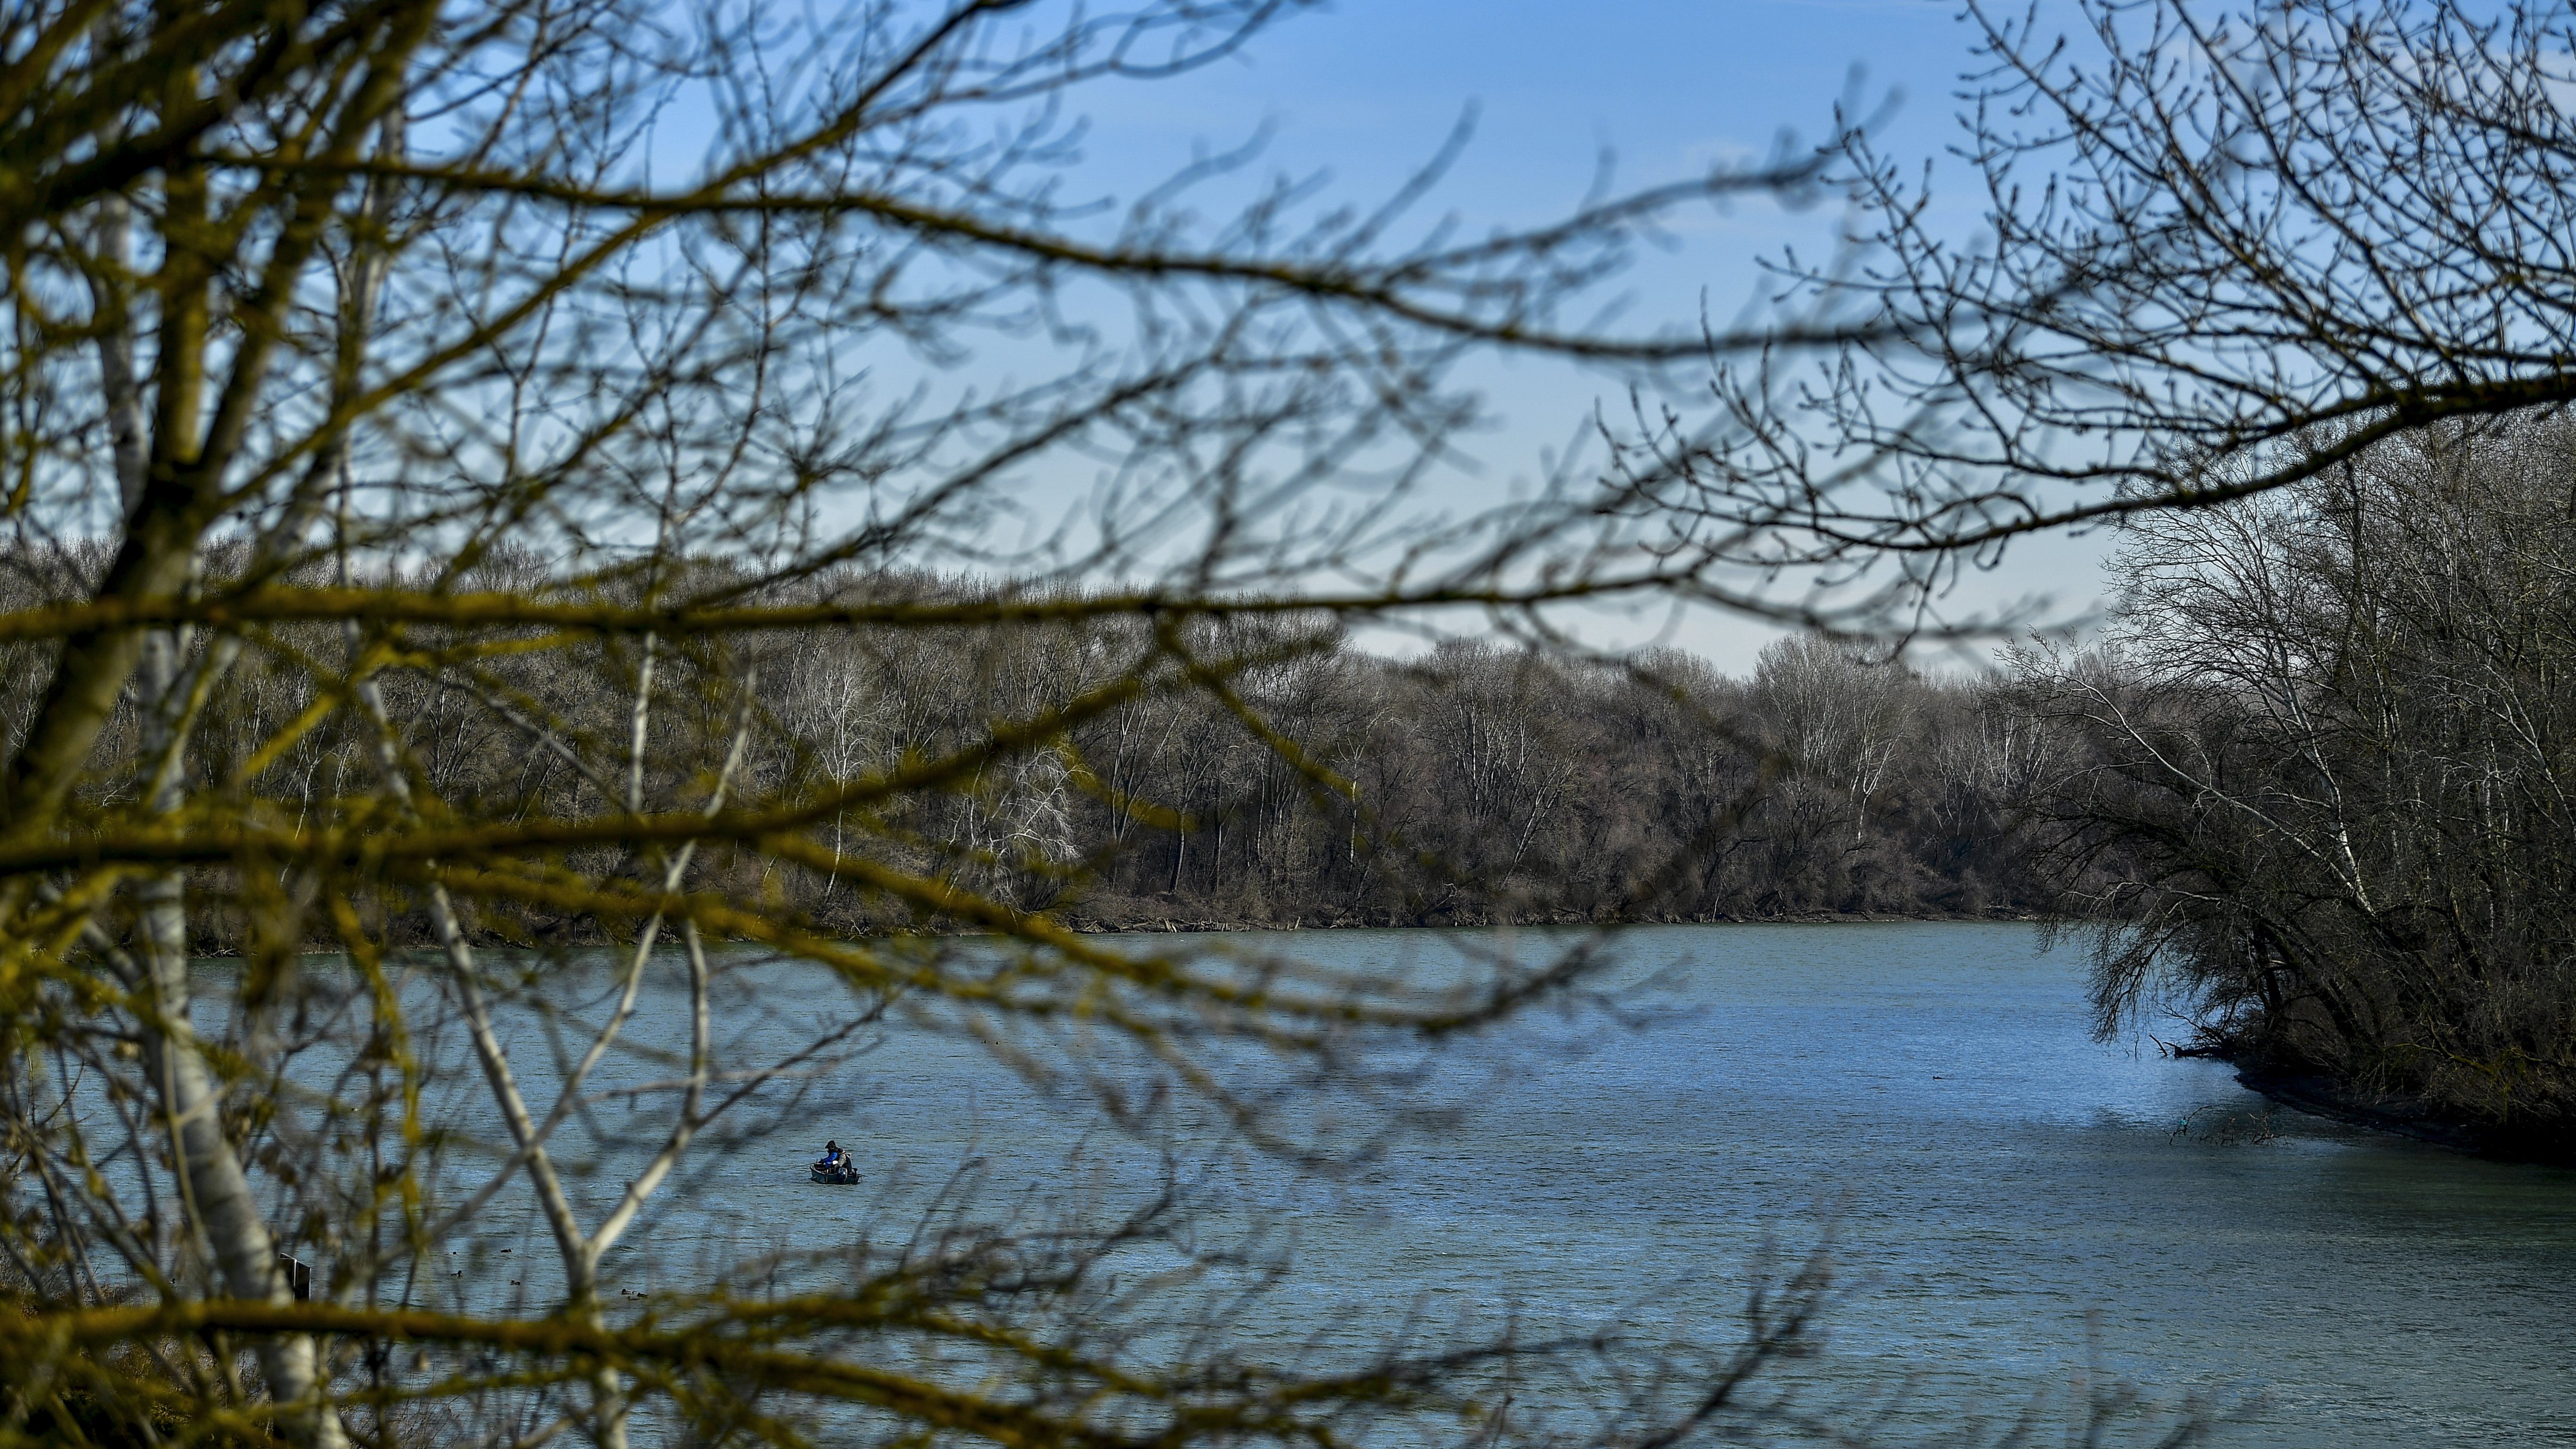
top-left (430, 922), bottom-right (2576, 1447)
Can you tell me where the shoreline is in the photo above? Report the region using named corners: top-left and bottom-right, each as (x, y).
top-left (177, 908), bottom-right (2576, 1163)
top-left (2233, 1064), bottom-right (2573, 1167)
top-left (1047, 907), bottom-right (2050, 933)
top-left (175, 909), bottom-right (2061, 959)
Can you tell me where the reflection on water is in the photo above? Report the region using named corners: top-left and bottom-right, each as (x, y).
top-left (439, 923), bottom-right (2576, 1448)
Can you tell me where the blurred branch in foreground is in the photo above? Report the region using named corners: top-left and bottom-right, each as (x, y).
top-left (0, 2), bottom-right (2222, 1446)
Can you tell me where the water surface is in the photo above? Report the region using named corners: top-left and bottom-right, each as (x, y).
top-left (455, 923), bottom-right (2576, 1447)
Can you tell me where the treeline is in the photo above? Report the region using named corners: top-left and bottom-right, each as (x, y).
top-left (2012, 419), bottom-right (2576, 1157)
top-left (0, 546), bottom-right (2050, 941)
top-left (760, 629), bottom-right (2048, 929)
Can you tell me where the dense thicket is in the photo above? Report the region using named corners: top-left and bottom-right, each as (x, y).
top-left (2016, 421), bottom-right (2576, 1156)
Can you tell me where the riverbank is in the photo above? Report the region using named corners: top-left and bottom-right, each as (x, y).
top-left (1042, 900), bottom-right (2049, 933)
top-left (2234, 1064), bottom-right (2575, 1166)
top-left (168, 905), bottom-right (2054, 956)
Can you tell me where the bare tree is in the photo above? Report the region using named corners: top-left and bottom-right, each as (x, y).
top-left (2014, 419), bottom-right (2576, 1153)
top-left (1595, 0), bottom-right (2576, 630)
top-left (0, 3), bottom-right (2073, 1448)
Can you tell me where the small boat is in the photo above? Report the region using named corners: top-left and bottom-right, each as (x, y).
top-left (810, 1161), bottom-right (860, 1185)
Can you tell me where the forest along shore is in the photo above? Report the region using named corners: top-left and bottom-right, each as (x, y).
top-left (40, 426), bottom-right (2576, 1164)
top-left (92, 611), bottom-right (2048, 949)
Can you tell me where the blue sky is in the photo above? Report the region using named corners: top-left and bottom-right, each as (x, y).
top-left (637, 2), bottom-right (2098, 670)
top-left (1029, 0), bottom-right (2111, 670)
top-left (1075, 0), bottom-right (1968, 211)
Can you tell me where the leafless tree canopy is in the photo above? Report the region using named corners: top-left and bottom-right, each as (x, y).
top-left (0, 2), bottom-right (2204, 1448)
top-left (1598, 0), bottom-right (2576, 626)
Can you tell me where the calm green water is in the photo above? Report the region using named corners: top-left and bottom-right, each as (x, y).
top-left (447, 924), bottom-right (2576, 1446)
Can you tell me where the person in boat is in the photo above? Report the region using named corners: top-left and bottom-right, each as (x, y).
top-left (814, 1140), bottom-right (847, 1175)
